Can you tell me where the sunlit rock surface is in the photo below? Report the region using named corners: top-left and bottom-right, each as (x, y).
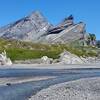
top-left (0, 51), bottom-right (12, 65)
top-left (0, 11), bottom-right (52, 42)
top-left (0, 11), bottom-right (88, 44)
top-left (41, 56), bottom-right (53, 64)
top-left (58, 50), bottom-right (84, 64)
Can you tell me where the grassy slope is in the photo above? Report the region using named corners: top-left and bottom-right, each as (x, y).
top-left (0, 39), bottom-right (98, 61)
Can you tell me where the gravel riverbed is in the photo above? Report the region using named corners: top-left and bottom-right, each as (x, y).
top-left (29, 77), bottom-right (100, 100)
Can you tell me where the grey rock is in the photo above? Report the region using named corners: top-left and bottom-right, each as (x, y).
top-left (0, 11), bottom-right (52, 42)
top-left (41, 56), bottom-right (53, 64)
top-left (58, 50), bottom-right (84, 64)
top-left (0, 11), bottom-right (88, 44)
top-left (47, 15), bottom-right (74, 34)
top-left (0, 50), bottom-right (12, 65)
top-left (43, 22), bottom-right (85, 43)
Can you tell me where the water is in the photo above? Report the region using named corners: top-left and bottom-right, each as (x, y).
top-left (0, 68), bottom-right (100, 100)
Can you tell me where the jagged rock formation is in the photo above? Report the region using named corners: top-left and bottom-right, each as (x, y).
top-left (48, 15), bottom-right (74, 34)
top-left (41, 56), bottom-right (53, 64)
top-left (0, 11), bottom-right (88, 44)
top-left (43, 22), bottom-right (86, 43)
top-left (38, 14), bottom-right (87, 43)
top-left (0, 11), bottom-right (52, 42)
top-left (0, 50), bottom-right (12, 65)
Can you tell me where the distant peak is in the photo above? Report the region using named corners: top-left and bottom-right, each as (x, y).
top-left (31, 10), bottom-right (42, 15)
top-left (67, 15), bottom-right (74, 20)
top-left (29, 10), bottom-right (44, 18)
top-left (64, 15), bottom-right (74, 22)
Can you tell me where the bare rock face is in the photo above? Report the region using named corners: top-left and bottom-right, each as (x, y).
top-left (44, 22), bottom-right (85, 43)
top-left (39, 15), bottom-right (86, 43)
top-left (0, 11), bottom-right (88, 44)
top-left (48, 15), bottom-right (74, 34)
top-left (0, 50), bottom-right (12, 65)
top-left (0, 11), bottom-right (52, 42)
top-left (58, 50), bottom-right (84, 64)
top-left (41, 56), bottom-right (53, 64)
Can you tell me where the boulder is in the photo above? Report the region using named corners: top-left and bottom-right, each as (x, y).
top-left (41, 56), bottom-right (53, 64)
top-left (0, 50), bottom-right (12, 65)
top-left (58, 50), bottom-right (84, 64)
top-left (48, 15), bottom-right (74, 34)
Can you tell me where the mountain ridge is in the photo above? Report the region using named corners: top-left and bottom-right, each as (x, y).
top-left (0, 11), bottom-right (91, 44)
top-left (0, 11), bottom-right (52, 42)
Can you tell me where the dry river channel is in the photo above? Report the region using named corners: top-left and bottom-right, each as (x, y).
top-left (0, 65), bottom-right (100, 100)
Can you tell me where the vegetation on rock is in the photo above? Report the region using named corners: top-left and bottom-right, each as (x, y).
top-left (0, 39), bottom-right (99, 62)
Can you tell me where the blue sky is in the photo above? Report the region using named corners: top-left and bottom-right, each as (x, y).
top-left (0, 0), bottom-right (100, 39)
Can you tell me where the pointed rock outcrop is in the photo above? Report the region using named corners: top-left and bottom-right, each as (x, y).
top-left (0, 11), bottom-right (89, 44)
top-left (0, 11), bottom-right (52, 42)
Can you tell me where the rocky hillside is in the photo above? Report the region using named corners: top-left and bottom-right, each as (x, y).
top-left (0, 38), bottom-right (98, 61)
top-left (0, 11), bottom-right (52, 42)
top-left (0, 11), bottom-right (89, 43)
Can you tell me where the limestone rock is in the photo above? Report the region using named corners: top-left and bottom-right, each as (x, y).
top-left (48, 15), bottom-right (74, 34)
top-left (0, 11), bottom-right (88, 44)
top-left (58, 50), bottom-right (84, 64)
top-left (0, 11), bottom-right (52, 42)
top-left (41, 56), bottom-right (53, 64)
top-left (0, 50), bottom-right (12, 65)
top-left (44, 22), bottom-right (85, 43)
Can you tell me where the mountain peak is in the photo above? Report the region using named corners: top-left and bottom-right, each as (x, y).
top-left (0, 11), bottom-right (88, 44)
top-left (28, 10), bottom-right (44, 19)
top-left (0, 10), bottom-right (52, 41)
top-left (30, 10), bottom-right (42, 15)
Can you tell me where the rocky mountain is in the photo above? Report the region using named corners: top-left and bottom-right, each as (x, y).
top-left (42, 22), bottom-right (86, 43)
top-left (0, 11), bottom-right (52, 42)
top-left (39, 15), bottom-right (87, 43)
top-left (0, 11), bottom-right (89, 43)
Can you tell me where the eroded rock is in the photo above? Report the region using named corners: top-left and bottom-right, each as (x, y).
top-left (0, 50), bottom-right (12, 65)
top-left (41, 56), bottom-right (53, 64)
top-left (58, 50), bottom-right (84, 64)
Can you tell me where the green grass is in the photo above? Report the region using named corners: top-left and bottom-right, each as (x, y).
top-left (6, 48), bottom-right (61, 61)
top-left (0, 38), bottom-right (99, 61)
